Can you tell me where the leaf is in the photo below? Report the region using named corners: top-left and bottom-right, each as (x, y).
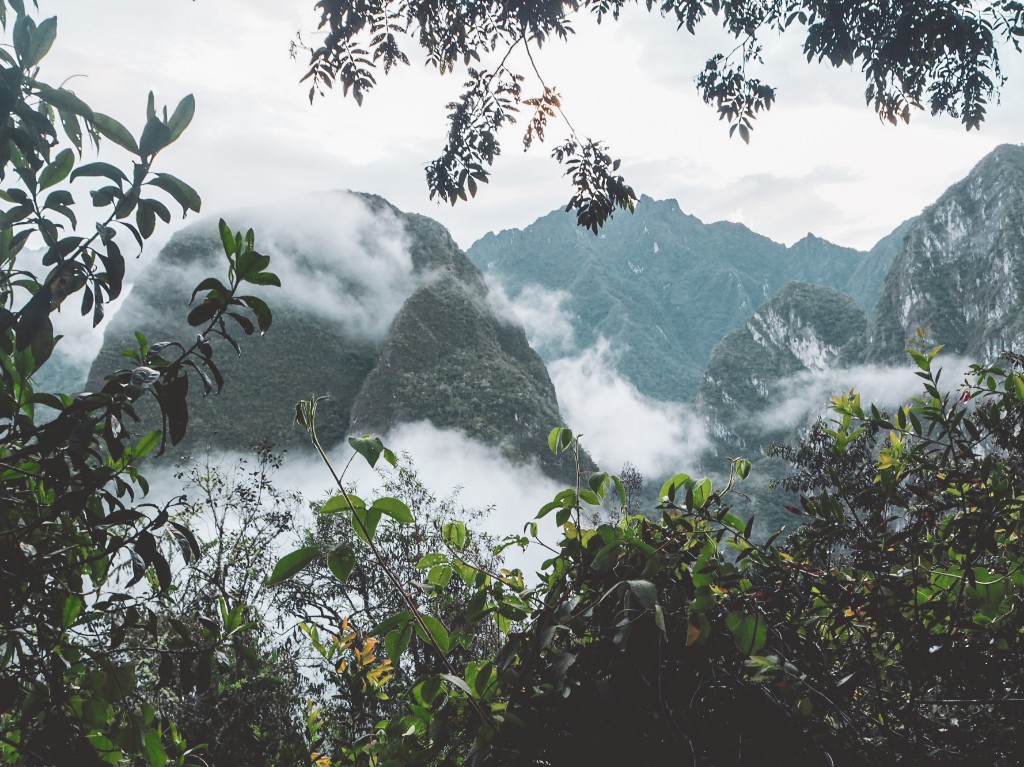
top-left (385, 624), bottom-right (414, 662)
top-left (442, 520), bottom-right (468, 550)
top-left (372, 496), bottom-right (414, 524)
top-left (38, 147), bottom-right (73, 190)
top-left (93, 113), bottom-right (139, 153)
top-left (349, 435), bottom-right (385, 467)
top-left (70, 161), bottom-right (127, 184)
top-left (547, 426), bottom-right (573, 453)
top-left (167, 94), bottom-right (195, 142)
top-left (351, 506), bottom-right (382, 545)
top-left (266, 546), bottom-right (320, 586)
top-left (23, 15), bottom-right (56, 69)
top-left (371, 611), bottom-right (413, 636)
top-left (240, 295), bottom-right (271, 333)
top-left (659, 473), bottom-right (691, 503)
top-left (148, 173), bottom-right (201, 215)
top-left (415, 615), bottom-right (450, 655)
top-left (138, 116), bottom-right (172, 157)
top-left (725, 611), bottom-right (767, 655)
top-left (35, 83), bottom-right (94, 119)
top-left (327, 545), bottom-right (356, 584)
top-left (627, 579), bottom-right (658, 609)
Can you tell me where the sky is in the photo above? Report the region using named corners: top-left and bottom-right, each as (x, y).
top-left (42, 0), bottom-right (1024, 253)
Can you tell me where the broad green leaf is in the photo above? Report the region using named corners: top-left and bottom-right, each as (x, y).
top-left (372, 611), bottom-right (414, 636)
top-left (415, 615), bottom-right (450, 655)
top-left (385, 624), bottom-right (414, 662)
top-left (351, 506), bottom-right (382, 545)
top-left (266, 546), bottom-right (319, 586)
top-left (692, 478), bottom-right (713, 509)
top-left (167, 94), bottom-right (195, 142)
top-left (349, 435), bottom-right (385, 467)
top-left (38, 148), bottom-right (73, 190)
top-left (627, 579), bottom-right (657, 609)
top-left (547, 426), bottom-right (573, 454)
top-left (320, 493), bottom-right (364, 514)
top-left (442, 520), bottom-right (468, 550)
top-left (416, 553), bottom-right (448, 570)
top-left (93, 113), bottom-right (139, 153)
top-left (149, 173), bottom-right (201, 215)
top-left (725, 611), bottom-right (767, 655)
top-left (372, 496), bottom-right (414, 524)
top-left (327, 545), bottom-right (356, 584)
top-left (659, 473), bottom-right (691, 503)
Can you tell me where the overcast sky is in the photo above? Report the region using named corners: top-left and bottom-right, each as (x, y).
top-left (43, 0), bottom-right (1024, 253)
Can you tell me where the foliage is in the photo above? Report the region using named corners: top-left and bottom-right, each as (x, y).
top-left (135, 444), bottom-right (309, 767)
top-left (273, 346), bottom-right (1024, 765)
top-left (0, 3), bottom-right (277, 764)
top-left (299, 0), bottom-right (1023, 229)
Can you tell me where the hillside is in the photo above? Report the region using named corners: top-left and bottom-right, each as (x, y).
top-left (467, 195), bottom-right (894, 402)
top-left (865, 143), bottom-right (1024, 362)
top-left (87, 192), bottom-right (577, 479)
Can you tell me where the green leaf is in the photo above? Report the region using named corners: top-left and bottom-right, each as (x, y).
top-left (385, 624), bottom-right (414, 662)
top-left (149, 173), bottom-right (201, 215)
top-left (415, 615), bottom-right (450, 655)
top-left (143, 727), bottom-right (168, 767)
top-left (349, 435), bottom-right (385, 467)
top-left (35, 83), bottom-right (94, 119)
top-left (93, 113), bottom-right (139, 153)
top-left (416, 553), bottom-right (448, 570)
top-left (692, 478), bottom-right (713, 509)
top-left (442, 520), bottom-right (468, 550)
top-left (266, 546), bottom-right (319, 586)
top-left (627, 579), bottom-right (658, 609)
top-left (659, 473), bottom-right (691, 503)
top-left (327, 545), bottom-right (356, 584)
top-left (725, 611), bottom-right (767, 655)
top-left (547, 426), bottom-right (573, 454)
top-left (219, 218), bottom-right (236, 256)
top-left (167, 94), bottom-right (195, 142)
top-left (240, 295), bottom-right (271, 333)
top-left (372, 496), bottom-right (414, 524)
top-left (351, 506), bottom-right (382, 545)
top-left (70, 161), bottom-right (127, 184)
top-left (735, 458), bottom-right (751, 480)
top-left (23, 15), bottom-right (56, 68)
top-left (138, 116), bottom-right (171, 157)
top-left (372, 611), bottom-right (413, 636)
top-left (321, 493), bottom-right (363, 514)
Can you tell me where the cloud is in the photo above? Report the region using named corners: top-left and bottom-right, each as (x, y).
top-left (752, 355), bottom-right (976, 434)
top-left (549, 338), bottom-right (711, 480)
top-left (142, 419), bottom-right (567, 579)
top-left (484, 277), bottom-right (576, 356)
top-left (221, 191), bottom-right (421, 342)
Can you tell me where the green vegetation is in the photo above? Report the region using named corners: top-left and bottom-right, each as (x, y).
top-left (276, 349), bottom-right (1024, 766)
top-left (5, 2), bottom-right (1024, 766)
top-left (467, 196), bottom-right (890, 402)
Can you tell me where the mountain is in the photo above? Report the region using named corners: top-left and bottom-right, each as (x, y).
top-left (467, 195), bottom-right (895, 402)
top-left (86, 192), bottom-right (578, 480)
top-left (699, 281), bottom-right (867, 451)
top-left (865, 143), bottom-right (1024, 363)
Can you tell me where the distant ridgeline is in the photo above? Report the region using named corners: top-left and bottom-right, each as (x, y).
top-left (469, 143), bottom-right (1024, 459)
top-left (86, 192), bottom-right (580, 482)
top-left (84, 144), bottom-right (1024, 489)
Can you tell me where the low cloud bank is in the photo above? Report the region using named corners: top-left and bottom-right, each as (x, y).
top-left (752, 354), bottom-right (977, 435)
top-left (484, 278), bottom-right (576, 356)
top-left (549, 338), bottom-right (711, 480)
top-left (144, 420), bottom-right (566, 578)
top-left (227, 192), bottom-right (420, 342)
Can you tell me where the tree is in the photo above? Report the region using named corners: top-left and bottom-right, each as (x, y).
top-left (272, 348), bottom-right (1024, 766)
top-left (0, 3), bottom-right (279, 764)
top-left (299, 0), bottom-right (1024, 230)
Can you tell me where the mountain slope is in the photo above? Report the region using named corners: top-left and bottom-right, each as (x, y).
top-left (87, 192), bottom-right (575, 478)
top-left (865, 144), bottom-right (1024, 363)
top-left (467, 195), bottom-right (893, 402)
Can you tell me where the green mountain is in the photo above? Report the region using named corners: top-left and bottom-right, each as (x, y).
top-left (700, 281), bottom-right (867, 450)
top-left (865, 143), bottom-right (1024, 362)
top-left (87, 192), bottom-right (577, 480)
top-left (467, 195), bottom-right (895, 402)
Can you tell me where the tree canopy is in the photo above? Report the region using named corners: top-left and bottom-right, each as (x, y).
top-left (301, 0), bottom-right (1024, 230)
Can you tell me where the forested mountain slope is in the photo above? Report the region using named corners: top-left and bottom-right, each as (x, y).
top-left (865, 143), bottom-right (1024, 362)
top-left (467, 195), bottom-right (895, 401)
top-left (87, 192), bottom-right (576, 479)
